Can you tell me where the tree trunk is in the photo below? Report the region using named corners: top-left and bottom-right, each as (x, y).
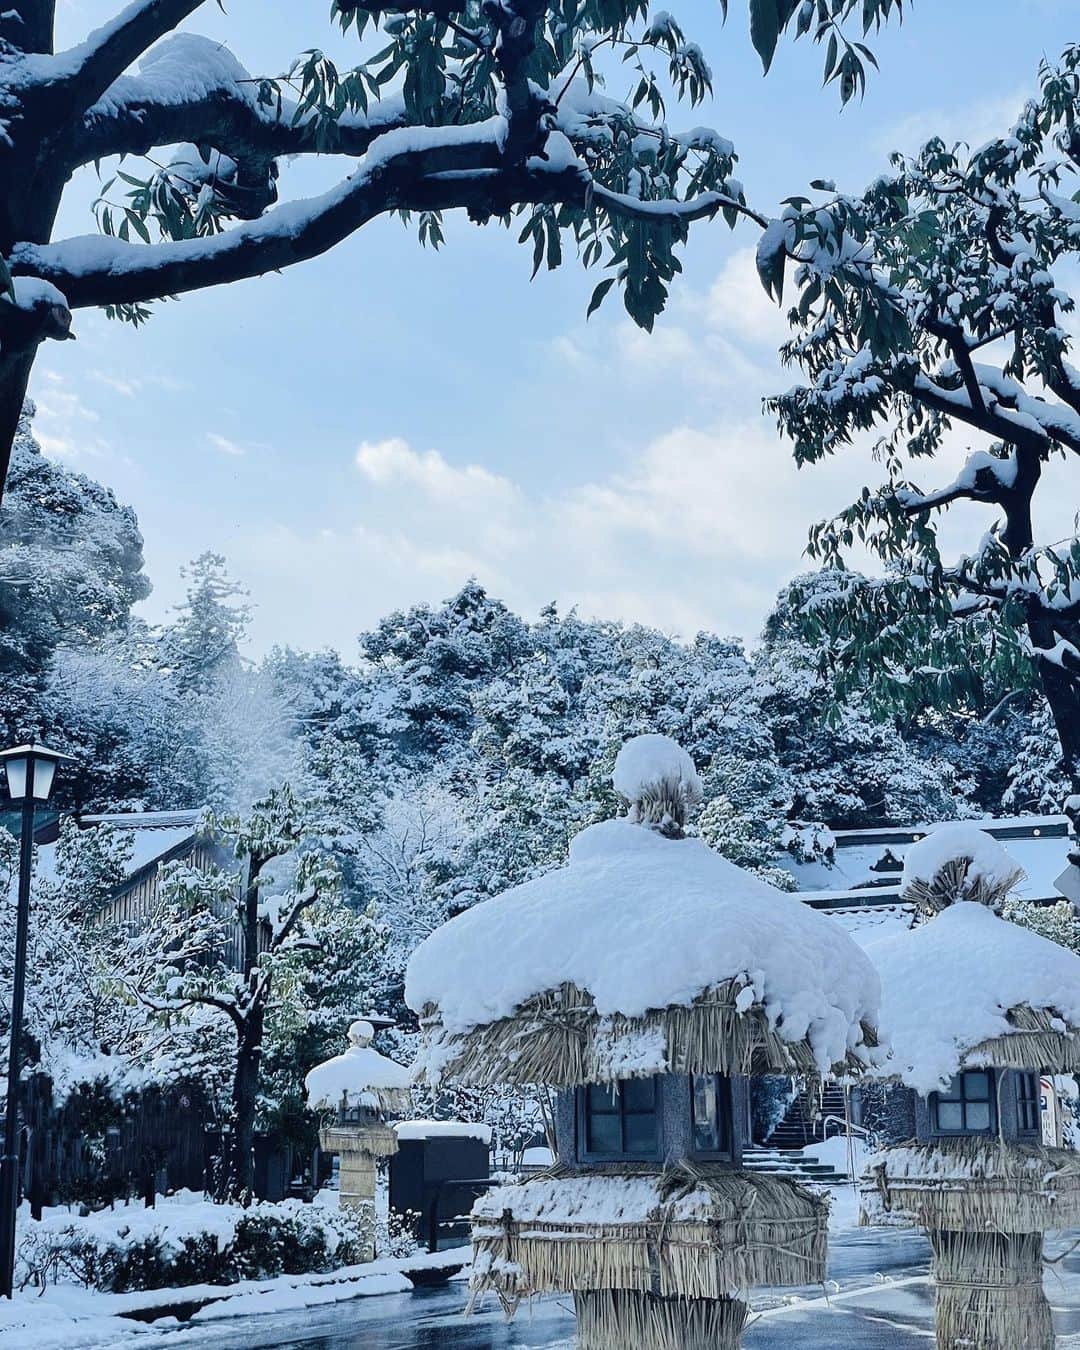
top-left (1028, 614), bottom-right (1080, 797)
top-left (226, 1005), bottom-right (264, 1203)
top-left (0, 345), bottom-right (38, 501)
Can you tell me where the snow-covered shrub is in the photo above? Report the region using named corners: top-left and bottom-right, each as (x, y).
top-left (375, 1207), bottom-right (424, 1260)
top-left (15, 1192), bottom-right (371, 1293)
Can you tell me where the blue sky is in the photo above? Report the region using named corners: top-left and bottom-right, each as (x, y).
top-left (34, 0), bottom-right (1080, 655)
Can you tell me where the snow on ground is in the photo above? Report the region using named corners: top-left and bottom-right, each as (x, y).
top-left (805, 1134), bottom-right (871, 1180)
top-left (0, 1247), bottom-right (462, 1349)
top-left (407, 816), bottom-right (880, 1077)
top-left (865, 899), bottom-right (1080, 1092)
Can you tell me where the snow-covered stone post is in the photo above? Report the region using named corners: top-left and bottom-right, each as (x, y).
top-left (305, 1019), bottom-right (412, 1261)
top-left (858, 826), bottom-right (1080, 1350)
top-left (405, 734), bottom-right (881, 1350)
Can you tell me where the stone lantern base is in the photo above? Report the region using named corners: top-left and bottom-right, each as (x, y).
top-left (930, 1230), bottom-right (1053, 1350)
top-left (574, 1290), bottom-right (747, 1350)
top-left (860, 1142), bottom-right (1080, 1350)
top-left (320, 1124), bottom-right (399, 1262)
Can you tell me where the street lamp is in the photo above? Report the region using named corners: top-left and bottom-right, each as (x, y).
top-left (0, 742), bottom-right (70, 1299)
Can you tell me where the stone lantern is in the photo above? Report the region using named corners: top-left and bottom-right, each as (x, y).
top-left (405, 735), bottom-right (881, 1349)
top-left (859, 825), bottom-right (1080, 1350)
top-left (305, 1018), bottom-right (412, 1260)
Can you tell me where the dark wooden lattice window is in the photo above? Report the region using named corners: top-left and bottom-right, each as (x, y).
top-left (1017, 1073), bottom-right (1041, 1135)
top-left (580, 1078), bottom-right (660, 1159)
top-left (931, 1071), bottom-right (993, 1134)
top-left (690, 1074), bottom-right (733, 1157)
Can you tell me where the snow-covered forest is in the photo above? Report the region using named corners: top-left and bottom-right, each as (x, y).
top-left (1, 394), bottom-right (1072, 1152)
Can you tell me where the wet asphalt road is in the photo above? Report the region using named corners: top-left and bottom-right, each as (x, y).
top-left (160, 1227), bottom-right (1080, 1350)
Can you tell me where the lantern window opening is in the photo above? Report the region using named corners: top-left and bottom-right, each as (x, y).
top-left (930, 1070), bottom-right (995, 1135)
top-left (578, 1077), bottom-right (662, 1161)
top-left (690, 1073), bottom-right (734, 1159)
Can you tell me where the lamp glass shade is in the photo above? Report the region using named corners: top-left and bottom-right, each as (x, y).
top-left (32, 757), bottom-right (56, 801)
top-left (3, 757), bottom-right (27, 801)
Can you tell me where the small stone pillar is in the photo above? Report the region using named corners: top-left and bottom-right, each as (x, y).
top-left (306, 1019), bottom-right (412, 1261)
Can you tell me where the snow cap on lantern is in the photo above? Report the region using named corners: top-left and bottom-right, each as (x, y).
top-left (868, 827), bottom-right (1080, 1091)
top-left (900, 822), bottom-right (1025, 917)
top-left (305, 1018), bottom-right (413, 1117)
top-left (613, 733), bottom-right (703, 837)
top-left (406, 734), bottom-right (880, 1089)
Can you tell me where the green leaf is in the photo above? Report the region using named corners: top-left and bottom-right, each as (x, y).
top-left (749, 0), bottom-right (781, 73)
top-left (755, 218), bottom-right (788, 302)
top-left (587, 276), bottom-right (616, 318)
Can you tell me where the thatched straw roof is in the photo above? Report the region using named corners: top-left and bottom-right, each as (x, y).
top-left (408, 815), bottom-right (879, 1087)
top-left (863, 899), bottom-right (1080, 1092)
top-left (468, 1164), bottom-right (828, 1315)
top-left (859, 1139), bottom-right (1080, 1233)
top-left (420, 977), bottom-right (876, 1088)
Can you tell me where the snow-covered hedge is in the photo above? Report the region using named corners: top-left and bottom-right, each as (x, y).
top-left (16, 1191), bottom-right (370, 1293)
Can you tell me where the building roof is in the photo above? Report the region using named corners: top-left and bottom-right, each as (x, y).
top-left (26, 809), bottom-right (210, 903)
top-left (783, 815), bottom-right (1073, 909)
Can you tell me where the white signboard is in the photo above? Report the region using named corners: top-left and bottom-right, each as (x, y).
top-left (1041, 1077), bottom-right (1061, 1148)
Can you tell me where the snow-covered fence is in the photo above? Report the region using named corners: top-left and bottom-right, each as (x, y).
top-left (17, 1074), bottom-right (215, 1212)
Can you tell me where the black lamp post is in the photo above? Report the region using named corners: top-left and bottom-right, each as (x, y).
top-left (0, 742), bottom-right (70, 1299)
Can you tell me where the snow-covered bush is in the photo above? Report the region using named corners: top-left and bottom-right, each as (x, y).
top-left (15, 1192), bottom-right (370, 1293)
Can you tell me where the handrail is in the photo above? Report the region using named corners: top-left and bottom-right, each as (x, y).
top-left (819, 1114), bottom-right (870, 1139)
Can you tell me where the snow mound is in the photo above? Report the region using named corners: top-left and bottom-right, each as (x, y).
top-left (865, 901), bottom-right (1080, 1093)
top-left (901, 824), bottom-right (1020, 896)
top-left (406, 817), bottom-right (879, 1076)
top-left (612, 733), bottom-right (702, 806)
top-left (395, 1120), bottom-right (492, 1143)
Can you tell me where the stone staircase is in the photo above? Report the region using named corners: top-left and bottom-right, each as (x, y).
top-left (741, 1145), bottom-right (851, 1184)
top-left (766, 1081), bottom-right (849, 1151)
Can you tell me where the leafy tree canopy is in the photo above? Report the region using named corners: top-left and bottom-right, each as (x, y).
top-left (0, 0), bottom-right (904, 491)
top-left (761, 44), bottom-right (1080, 797)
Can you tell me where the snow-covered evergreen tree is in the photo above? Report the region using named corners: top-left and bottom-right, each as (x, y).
top-left (759, 573), bottom-right (978, 828)
top-left (0, 403), bottom-right (149, 752)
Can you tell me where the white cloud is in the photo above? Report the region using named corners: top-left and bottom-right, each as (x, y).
top-left (695, 247), bottom-right (791, 349)
top-left (225, 417), bottom-right (874, 655)
top-left (208, 432), bottom-right (248, 457)
top-left (29, 370), bottom-right (109, 462)
top-left (91, 370), bottom-right (141, 398)
top-left (872, 90), bottom-right (1030, 160)
top-left (355, 437), bottom-right (522, 510)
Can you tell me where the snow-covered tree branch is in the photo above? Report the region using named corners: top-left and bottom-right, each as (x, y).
top-left (761, 43), bottom-right (1080, 802)
top-left (0, 0), bottom-right (904, 497)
